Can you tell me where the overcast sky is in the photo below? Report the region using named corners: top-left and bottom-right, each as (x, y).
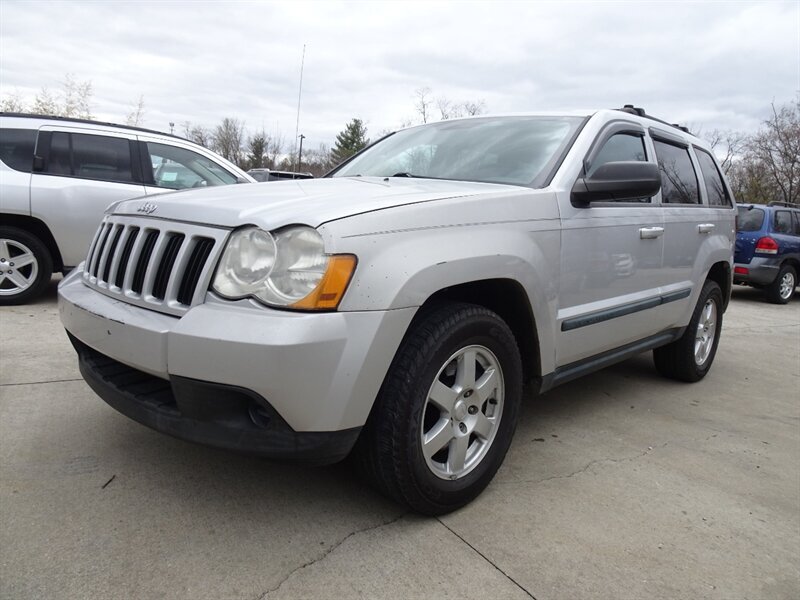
top-left (1, 0), bottom-right (798, 152)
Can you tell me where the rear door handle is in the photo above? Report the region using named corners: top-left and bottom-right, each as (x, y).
top-left (639, 226), bottom-right (664, 239)
top-left (698, 223), bottom-right (715, 234)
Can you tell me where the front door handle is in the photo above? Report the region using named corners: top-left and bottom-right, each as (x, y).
top-left (698, 223), bottom-right (715, 234)
top-left (639, 226), bottom-right (664, 239)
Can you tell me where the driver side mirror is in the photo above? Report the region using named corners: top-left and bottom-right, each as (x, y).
top-left (571, 161), bottom-right (661, 207)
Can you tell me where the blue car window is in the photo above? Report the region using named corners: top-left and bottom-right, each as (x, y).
top-left (774, 211), bottom-right (793, 234)
top-left (737, 207), bottom-right (764, 231)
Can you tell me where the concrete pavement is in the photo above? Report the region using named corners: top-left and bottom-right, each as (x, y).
top-left (1, 279), bottom-right (798, 599)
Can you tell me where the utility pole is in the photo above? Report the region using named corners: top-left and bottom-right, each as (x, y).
top-left (293, 44), bottom-right (306, 171)
top-left (297, 134), bottom-right (305, 175)
top-left (169, 122), bottom-right (175, 135)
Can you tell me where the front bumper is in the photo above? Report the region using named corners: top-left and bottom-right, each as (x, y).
top-left (733, 257), bottom-right (780, 286)
top-left (58, 268), bottom-right (416, 460)
top-left (70, 333), bottom-right (360, 464)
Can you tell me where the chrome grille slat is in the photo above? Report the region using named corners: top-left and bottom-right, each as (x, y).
top-left (81, 216), bottom-right (229, 317)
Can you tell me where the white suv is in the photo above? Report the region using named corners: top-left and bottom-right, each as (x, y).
top-left (59, 107), bottom-right (736, 514)
top-left (0, 113), bottom-right (254, 304)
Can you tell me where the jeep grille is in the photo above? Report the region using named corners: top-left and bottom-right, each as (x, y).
top-left (82, 216), bottom-right (229, 316)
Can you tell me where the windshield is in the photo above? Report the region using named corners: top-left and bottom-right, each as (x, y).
top-left (737, 206), bottom-right (765, 231)
top-left (332, 116), bottom-right (584, 187)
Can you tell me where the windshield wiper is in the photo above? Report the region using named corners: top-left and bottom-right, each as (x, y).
top-left (390, 172), bottom-right (418, 178)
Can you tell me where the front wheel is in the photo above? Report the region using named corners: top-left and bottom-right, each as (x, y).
top-left (355, 303), bottom-right (523, 515)
top-left (0, 227), bottom-right (53, 305)
top-left (653, 280), bottom-right (723, 382)
top-left (765, 265), bottom-right (796, 304)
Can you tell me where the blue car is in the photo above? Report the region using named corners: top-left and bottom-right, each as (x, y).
top-left (734, 202), bottom-right (800, 304)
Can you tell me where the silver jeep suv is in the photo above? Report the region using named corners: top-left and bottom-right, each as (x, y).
top-left (0, 113), bottom-right (254, 304)
top-left (59, 107), bottom-right (736, 514)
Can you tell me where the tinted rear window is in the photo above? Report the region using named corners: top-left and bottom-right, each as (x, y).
top-left (737, 206), bottom-right (765, 231)
top-left (0, 128), bottom-right (37, 172)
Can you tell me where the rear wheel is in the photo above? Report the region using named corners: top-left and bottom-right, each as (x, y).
top-left (764, 265), bottom-right (795, 304)
top-left (355, 303), bottom-right (523, 515)
top-left (0, 227), bottom-right (53, 305)
top-left (653, 280), bottom-right (723, 382)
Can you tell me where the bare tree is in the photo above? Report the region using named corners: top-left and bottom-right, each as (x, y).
top-left (2, 75), bottom-right (94, 118)
top-left (410, 89), bottom-right (486, 124)
top-left (61, 73), bottom-right (93, 119)
top-left (181, 122), bottom-right (212, 147)
top-left (461, 99), bottom-right (486, 116)
top-left (0, 91), bottom-right (26, 112)
top-left (32, 87), bottom-right (58, 115)
top-left (705, 129), bottom-right (745, 175)
top-left (436, 97), bottom-right (457, 120)
top-left (212, 118), bottom-right (245, 164)
top-left (126, 95), bottom-right (146, 127)
top-left (300, 143), bottom-right (334, 176)
top-left (266, 133), bottom-right (285, 169)
top-left (746, 97), bottom-right (800, 205)
top-left (414, 87), bottom-right (433, 124)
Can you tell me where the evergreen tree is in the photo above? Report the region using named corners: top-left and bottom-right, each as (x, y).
top-left (331, 118), bottom-right (369, 165)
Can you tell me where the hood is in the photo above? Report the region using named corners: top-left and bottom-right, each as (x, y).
top-left (112, 177), bottom-right (520, 230)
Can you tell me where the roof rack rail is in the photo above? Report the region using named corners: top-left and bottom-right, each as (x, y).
top-left (767, 201), bottom-right (797, 208)
top-left (614, 105), bottom-right (693, 135)
top-left (0, 111), bottom-right (188, 141)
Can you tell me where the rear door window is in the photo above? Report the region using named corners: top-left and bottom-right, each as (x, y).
top-left (44, 132), bottom-right (135, 183)
top-left (71, 134), bottom-right (134, 183)
top-left (48, 132), bottom-right (72, 176)
top-left (695, 148), bottom-right (731, 207)
top-left (653, 139), bottom-right (700, 204)
top-left (0, 128), bottom-right (37, 172)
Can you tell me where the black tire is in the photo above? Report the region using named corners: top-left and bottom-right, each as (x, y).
top-left (764, 264), bottom-right (796, 305)
top-left (354, 303), bottom-right (523, 515)
top-left (653, 280), bottom-right (723, 383)
top-left (0, 227), bottom-right (53, 305)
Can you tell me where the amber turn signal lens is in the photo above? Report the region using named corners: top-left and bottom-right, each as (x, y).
top-left (290, 255), bottom-right (357, 310)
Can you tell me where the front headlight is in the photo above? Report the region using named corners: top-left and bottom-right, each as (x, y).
top-left (212, 226), bottom-right (356, 310)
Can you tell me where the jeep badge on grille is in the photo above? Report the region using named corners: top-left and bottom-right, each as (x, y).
top-left (137, 203), bottom-right (158, 215)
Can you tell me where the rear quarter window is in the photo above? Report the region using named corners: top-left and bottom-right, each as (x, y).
top-left (0, 128), bottom-right (37, 172)
top-left (773, 210), bottom-right (793, 234)
top-left (736, 206), bottom-right (765, 231)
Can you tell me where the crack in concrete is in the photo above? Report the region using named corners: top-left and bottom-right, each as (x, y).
top-left (725, 323), bottom-right (799, 332)
top-left (256, 511), bottom-right (408, 599)
top-left (436, 518), bottom-right (537, 599)
top-left (0, 378), bottom-right (83, 387)
top-left (499, 442), bottom-right (671, 487)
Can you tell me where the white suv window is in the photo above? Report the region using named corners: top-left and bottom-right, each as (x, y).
top-left (47, 132), bottom-right (135, 184)
top-left (146, 142), bottom-right (237, 190)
